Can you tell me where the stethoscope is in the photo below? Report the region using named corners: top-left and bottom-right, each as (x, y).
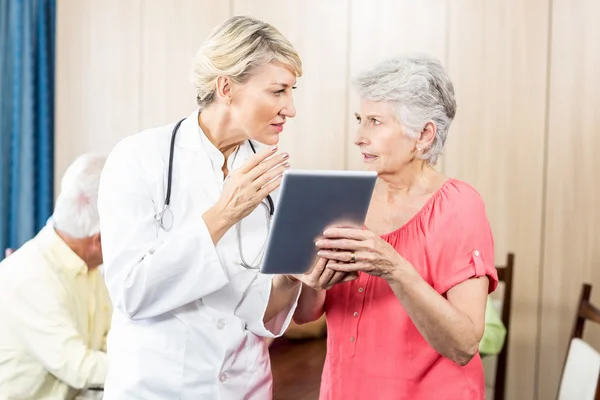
top-left (155, 118), bottom-right (274, 269)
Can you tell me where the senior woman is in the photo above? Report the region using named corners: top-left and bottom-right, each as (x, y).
top-left (98, 16), bottom-right (307, 399)
top-left (294, 55), bottom-right (498, 399)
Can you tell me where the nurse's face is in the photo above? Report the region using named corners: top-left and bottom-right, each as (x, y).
top-left (228, 62), bottom-right (297, 146)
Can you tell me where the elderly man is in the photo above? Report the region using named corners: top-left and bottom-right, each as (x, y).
top-left (0, 153), bottom-right (111, 400)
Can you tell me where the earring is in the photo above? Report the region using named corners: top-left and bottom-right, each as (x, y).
top-left (417, 147), bottom-right (422, 151)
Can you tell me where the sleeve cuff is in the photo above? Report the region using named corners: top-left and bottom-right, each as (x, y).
top-left (236, 275), bottom-right (302, 338)
top-left (434, 249), bottom-right (498, 295)
top-left (263, 282), bottom-right (302, 338)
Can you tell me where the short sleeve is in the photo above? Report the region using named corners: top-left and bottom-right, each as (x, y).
top-left (429, 184), bottom-right (498, 295)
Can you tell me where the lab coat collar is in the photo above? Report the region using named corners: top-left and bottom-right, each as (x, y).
top-left (35, 220), bottom-right (88, 278)
top-left (175, 108), bottom-right (205, 154)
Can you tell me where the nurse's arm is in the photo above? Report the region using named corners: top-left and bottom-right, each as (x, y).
top-left (263, 275), bottom-right (302, 323)
top-left (293, 284), bottom-right (326, 324)
top-left (98, 141), bottom-right (230, 320)
top-left (202, 205), bottom-right (235, 244)
top-left (292, 257), bottom-right (356, 324)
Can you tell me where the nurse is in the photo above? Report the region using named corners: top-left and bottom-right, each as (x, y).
top-left (98, 16), bottom-right (306, 399)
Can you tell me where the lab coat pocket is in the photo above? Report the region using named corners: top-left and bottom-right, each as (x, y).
top-left (135, 313), bottom-right (188, 397)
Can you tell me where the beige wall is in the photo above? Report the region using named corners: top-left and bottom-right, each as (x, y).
top-left (55, 1), bottom-right (600, 399)
top-left (538, 0), bottom-right (600, 399)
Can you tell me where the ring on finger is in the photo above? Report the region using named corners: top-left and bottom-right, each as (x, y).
top-left (350, 252), bottom-right (356, 263)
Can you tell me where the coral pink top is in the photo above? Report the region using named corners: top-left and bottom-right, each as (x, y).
top-left (320, 179), bottom-right (498, 400)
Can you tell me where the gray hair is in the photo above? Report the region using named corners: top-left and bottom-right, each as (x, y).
top-left (52, 153), bottom-right (107, 238)
top-left (352, 54), bottom-right (456, 165)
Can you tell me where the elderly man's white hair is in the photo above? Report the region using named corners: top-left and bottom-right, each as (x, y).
top-left (353, 54), bottom-right (457, 165)
top-left (52, 153), bottom-right (107, 239)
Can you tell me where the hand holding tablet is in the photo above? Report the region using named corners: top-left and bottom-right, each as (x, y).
top-left (260, 170), bottom-right (377, 275)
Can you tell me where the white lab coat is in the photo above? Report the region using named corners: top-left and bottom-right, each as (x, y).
top-left (97, 109), bottom-right (301, 400)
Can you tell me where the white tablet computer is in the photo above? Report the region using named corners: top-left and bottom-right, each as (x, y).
top-left (260, 169), bottom-right (377, 275)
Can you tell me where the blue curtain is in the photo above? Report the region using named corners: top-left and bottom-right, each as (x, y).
top-left (0, 0), bottom-right (55, 257)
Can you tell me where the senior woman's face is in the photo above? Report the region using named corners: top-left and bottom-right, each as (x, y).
top-left (354, 99), bottom-right (418, 173)
top-left (229, 62), bottom-right (297, 145)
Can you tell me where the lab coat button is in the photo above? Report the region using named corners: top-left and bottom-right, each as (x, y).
top-left (219, 373), bottom-right (228, 383)
top-left (217, 319), bottom-right (226, 330)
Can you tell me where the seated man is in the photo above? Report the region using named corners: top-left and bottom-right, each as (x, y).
top-left (0, 153), bottom-right (112, 400)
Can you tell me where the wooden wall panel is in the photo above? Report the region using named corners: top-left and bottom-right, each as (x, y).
top-left (345, 0), bottom-right (449, 170)
top-left (139, 0), bottom-right (230, 130)
top-left (232, 0), bottom-right (350, 170)
top-left (538, 0), bottom-right (600, 398)
top-left (444, 1), bottom-right (550, 399)
top-left (54, 0), bottom-right (142, 195)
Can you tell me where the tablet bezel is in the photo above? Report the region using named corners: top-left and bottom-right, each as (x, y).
top-left (259, 169), bottom-right (377, 275)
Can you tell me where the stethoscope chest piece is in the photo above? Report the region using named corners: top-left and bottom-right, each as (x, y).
top-left (156, 204), bottom-right (174, 232)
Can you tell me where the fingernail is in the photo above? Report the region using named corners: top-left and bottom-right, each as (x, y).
top-left (281, 153), bottom-right (289, 159)
top-left (315, 240), bottom-right (321, 246)
top-left (270, 145), bottom-right (278, 152)
top-left (283, 162), bottom-right (290, 168)
top-left (317, 251), bottom-right (324, 256)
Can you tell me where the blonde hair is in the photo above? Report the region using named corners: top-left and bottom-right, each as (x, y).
top-left (191, 15), bottom-right (302, 109)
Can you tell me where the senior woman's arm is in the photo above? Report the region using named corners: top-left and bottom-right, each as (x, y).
top-left (387, 268), bottom-right (489, 365)
top-left (320, 229), bottom-right (489, 366)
